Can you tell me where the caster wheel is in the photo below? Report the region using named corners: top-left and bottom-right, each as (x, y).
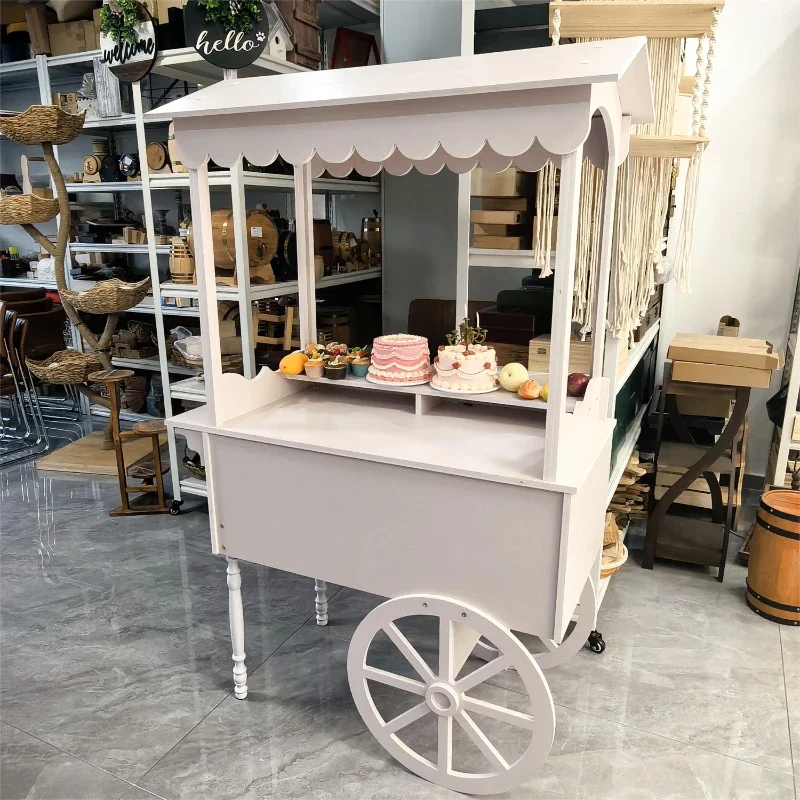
top-left (348, 594), bottom-right (555, 794)
top-left (472, 575), bottom-right (598, 670)
top-left (169, 500), bottom-right (183, 516)
top-left (587, 630), bottom-right (605, 654)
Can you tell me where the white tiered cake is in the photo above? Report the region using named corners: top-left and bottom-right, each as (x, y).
top-left (430, 317), bottom-right (499, 393)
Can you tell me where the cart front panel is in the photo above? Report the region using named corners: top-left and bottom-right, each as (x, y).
top-left (209, 435), bottom-right (564, 638)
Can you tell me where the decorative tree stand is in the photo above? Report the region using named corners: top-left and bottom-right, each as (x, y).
top-left (0, 105), bottom-right (151, 448)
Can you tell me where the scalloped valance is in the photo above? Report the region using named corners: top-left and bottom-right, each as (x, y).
top-left (148, 38), bottom-right (652, 175)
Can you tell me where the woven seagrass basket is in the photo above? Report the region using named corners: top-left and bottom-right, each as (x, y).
top-left (0, 194), bottom-right (60, 225)
top-left (27, 350), bottom-right (103, 385)
top-left (0, 106), bottom-right (86, 145)
top-left (61, 277), bottom-right (151, 314)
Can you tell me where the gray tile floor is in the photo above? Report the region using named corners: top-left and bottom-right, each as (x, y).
top-left (0, 460), bottom-right (797, 800)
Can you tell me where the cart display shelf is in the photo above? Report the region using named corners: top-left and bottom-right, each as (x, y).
top-left (180, 475), bottom-right (208, 498)
top-left (284, 371), bottom-right (577, 414)
top-left (156, 37), bottom-right (652, 795)
top-left (160, 267), bottom-right (382, 301)
top-left (170, 376), bottom-right (207, 402)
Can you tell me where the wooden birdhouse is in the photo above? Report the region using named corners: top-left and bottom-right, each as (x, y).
top-left (264, 2), bottom-right (293, 61)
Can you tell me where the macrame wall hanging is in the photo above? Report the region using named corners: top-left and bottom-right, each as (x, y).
top-left (543, 1), bottom-right (721, 342)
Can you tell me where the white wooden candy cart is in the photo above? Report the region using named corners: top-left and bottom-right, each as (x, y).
top-left (150, 38), bottom-right (652, 795)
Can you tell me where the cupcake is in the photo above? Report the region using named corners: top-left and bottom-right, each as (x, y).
top-left (351, 356), bottom-right (370, 378)
top-left (324, 356), bottom-right (347, 380)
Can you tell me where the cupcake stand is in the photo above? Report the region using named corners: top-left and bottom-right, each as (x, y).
top-left (149, 38), bottom-right (652, 795)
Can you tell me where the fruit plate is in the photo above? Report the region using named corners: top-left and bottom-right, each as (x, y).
top-left (365, 374), bottom-right (432, 388)
top-left (429, 381), bottom-right (500, 396)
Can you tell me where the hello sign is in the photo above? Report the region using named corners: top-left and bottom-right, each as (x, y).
top-left (99, 2), bottom-right (157, 84)
top-left (184, 1), bottom-right (269, 71)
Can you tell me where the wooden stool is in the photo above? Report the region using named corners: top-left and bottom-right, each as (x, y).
top-left (89, 369), bottom-right (171, 517)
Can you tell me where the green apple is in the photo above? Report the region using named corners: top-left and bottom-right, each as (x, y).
top-left (498, 362), bottom-right (529, 392)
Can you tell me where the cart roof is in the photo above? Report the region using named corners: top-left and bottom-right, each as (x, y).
top-left (150, 38), bottom-right (652, 174)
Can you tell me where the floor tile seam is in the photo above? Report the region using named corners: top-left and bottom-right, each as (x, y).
top-left (552, 700), bottom-right (799, 779)
top-left (126, 617), bottom-right (311, 788)
top-left (780, 629), bottom-right (798, 778)
top-left (0, 719), bottom-right (141, 792)
top-left (613, 583), bottom-right (765, 619)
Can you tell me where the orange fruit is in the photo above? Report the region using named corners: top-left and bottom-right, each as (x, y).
top-left (517, 380), bottom-right (541, 400)
top-left (279, 351), bottom-right (308, 375)
top-left (540, 382), bottom-right (549, 402)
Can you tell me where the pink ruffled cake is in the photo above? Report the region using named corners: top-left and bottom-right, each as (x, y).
top-left (367, 334), bottom-right (431, 385)
top-left (431, 343), bottom-right (499, 392)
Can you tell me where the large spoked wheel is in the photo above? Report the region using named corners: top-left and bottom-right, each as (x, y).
top-left (472, 575), bottom-right (598, 670)
top-left (347, 595), bottom-right (555, 795)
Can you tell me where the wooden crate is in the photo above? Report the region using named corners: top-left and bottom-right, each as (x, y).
top-left (470, 210), bottom-right (531, 225)
top-left (471, 168), bottom-right (535, 198)
top-left (276, 0), bottom-right (322, 69)
top-left (487, 342), bottom-right (530, 367)
top-left (472, 235), bottom-right (532, 250)
top-left (528, 334), bottom-right (627, 377)
top-left (481, 197), bottom-right (531, 211)
top-left (114, 344), bottom-right (158, 359)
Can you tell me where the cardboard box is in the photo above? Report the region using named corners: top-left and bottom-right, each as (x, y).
top-left (671, 360), bottom-right (773, 389)
top-left (667, 333), bottom-right (781, 370)
top-left (25, 5), bottom-right (54, 55)
top-left (93, 8), bottom-right (102, 47)
top-left (52, 92), bottom-right (79, 115)
top-left (676, 394), bottom-right (732, 419)
top-left (48, 21), bottom-right (96, 57)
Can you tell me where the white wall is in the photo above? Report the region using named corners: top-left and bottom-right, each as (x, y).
top-left (659, 0), bottom-right (800, 476)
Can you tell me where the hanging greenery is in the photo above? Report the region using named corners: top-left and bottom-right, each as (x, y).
top-left (199, 0), bottom-right (263, 33)
top-left (100, 0), bottom-right (140, 46)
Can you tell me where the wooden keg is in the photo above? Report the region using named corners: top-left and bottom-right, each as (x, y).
top-left (361, 214), bottom-right (381, 266)
top-left (746, 489), bottom-right (800, 625)
top-left (206, 208), bottom-right (278, 270)
top-left (169, 239), bottom-right (195, 284)
top-left (146, 141), bottom-right (169, 172)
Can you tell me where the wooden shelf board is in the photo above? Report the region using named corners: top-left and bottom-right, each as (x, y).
top-left (549, 1), bottom-right (724, 39)
top-left (629, 135), bottom-right (709, 159)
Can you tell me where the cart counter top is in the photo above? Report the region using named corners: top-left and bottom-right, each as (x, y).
top-left (169, 384), bottom-right (614, 494)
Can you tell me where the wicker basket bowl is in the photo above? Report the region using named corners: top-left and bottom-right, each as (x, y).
top-left (0, 193), bottom-right (60, 225)
top-left (61, 277), bottom-right (151, 314)
top-left (600, 540), bottom-right (629, 579)
top-left (0, 105), bottom-right (86, 145)
top-left (27, 350), bottom-right (103, 385)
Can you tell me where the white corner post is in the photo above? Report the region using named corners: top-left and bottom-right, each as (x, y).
top-left (314, 579), bottom-right (329, 626)
top-left (231, 156), bottom-right (256, 378)
top-left (543, 146), bottom-right (583, 483)
top-left (226, 557), bottom-right (248, 699)
top-left (293, 163), bottom-right (317, 347)
top-left (189, 162), bottom-right (224, 425)
top-left (455, 0), bottom-right (475, 330)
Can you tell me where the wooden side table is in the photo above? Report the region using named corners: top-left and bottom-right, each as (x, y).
top-left (644, 364), bottom-right (749, 582)
top-left (89, 369), bottom-right (171, 517)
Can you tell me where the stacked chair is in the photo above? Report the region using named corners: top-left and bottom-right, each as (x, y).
top-left (0, 288), bottom-right (82, 466)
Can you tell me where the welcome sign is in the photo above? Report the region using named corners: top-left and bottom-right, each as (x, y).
top-left (184, 1), bottom-right (269, 71)
top-left (99, 2), bottom-right (157, 84)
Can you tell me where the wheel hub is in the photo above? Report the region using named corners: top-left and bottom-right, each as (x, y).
top-left (425, 681), bottom-right (461, 717)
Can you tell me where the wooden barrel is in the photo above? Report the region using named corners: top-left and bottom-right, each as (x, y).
top-left (199, 209), bottom-right (278, 270)
top-left (746, 489), bottom-right (800, 625)
top-left (361, 215), bottom-right (381, 265)
top-left (169, 240), bottom-right (195, 284)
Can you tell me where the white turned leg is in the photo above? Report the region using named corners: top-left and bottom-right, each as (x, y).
top-left (226, 557), bottom-right (248, 699)
top-left (314, 579), bottom-right (328, 626)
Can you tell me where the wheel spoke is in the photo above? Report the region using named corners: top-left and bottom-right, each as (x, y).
top-left (439, 616), bottom-right (453, 681)
top-left (438, 715), bottom-right (452, 772)
top-left (383, 701), bottom-right (430, 734)
top-left (456, 710), bottom-right (509, 773)
top-left (455, 653), bottom-right (511, 693)
top-left (383, 622), bottom-right (436, 683)
top-left (363, 665), bottom-right (426, 695)
top-left (462, 695), bottom-right (536, 731)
